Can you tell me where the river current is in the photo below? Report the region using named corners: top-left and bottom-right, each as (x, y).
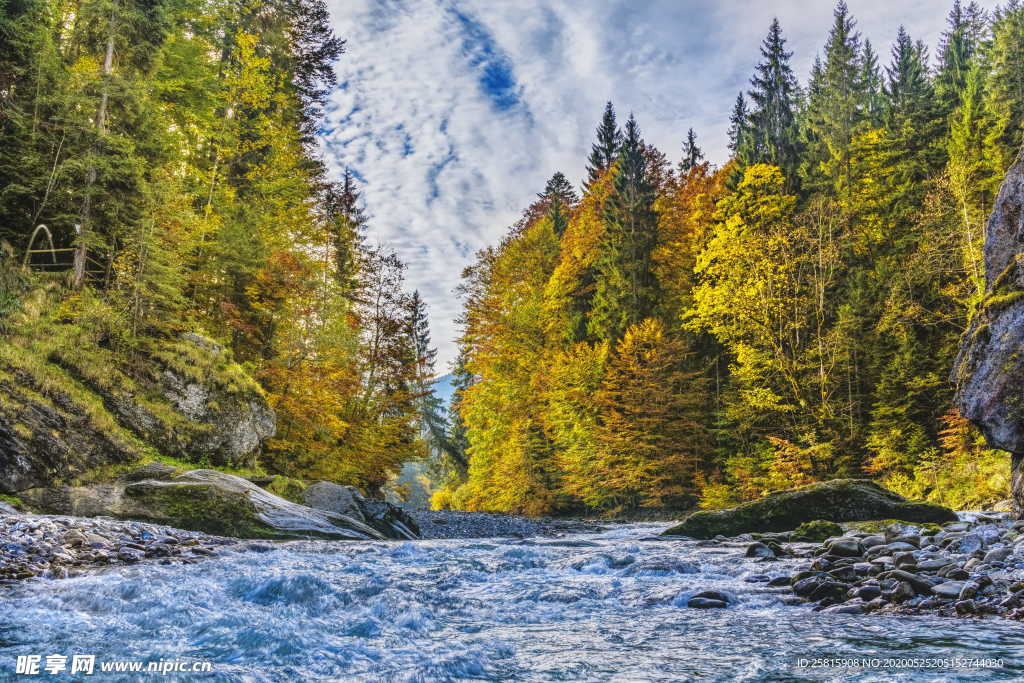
top-left (2, 523), bottom-right (1023, 681)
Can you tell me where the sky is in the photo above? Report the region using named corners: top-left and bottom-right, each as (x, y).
top-left (321, 0), bottom-right (1002, 369)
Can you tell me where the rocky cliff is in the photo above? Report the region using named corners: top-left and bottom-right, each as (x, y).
top-left (0, 331), bottom-right (275, 493)
top-left (953, 155), bottom-right (1024, 518)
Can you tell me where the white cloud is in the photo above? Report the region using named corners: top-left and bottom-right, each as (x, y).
top-left (322, 0), bottom-right (1002, 368)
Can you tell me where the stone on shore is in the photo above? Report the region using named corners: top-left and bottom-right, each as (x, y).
top-left (21, 468), bottom-right (385, 540)
top-left (662, 479), bottom-right (956, 539)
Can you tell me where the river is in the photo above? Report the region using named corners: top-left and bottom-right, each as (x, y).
top-left (2, 523), bottom-right (1023, 681)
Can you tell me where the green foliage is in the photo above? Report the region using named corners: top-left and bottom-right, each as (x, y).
top-left (0, 0), bottom-right (437, 496)
top-left (451, 1), bottom-right (1022, 516)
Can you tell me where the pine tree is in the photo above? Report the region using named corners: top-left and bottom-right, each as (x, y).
top-left (860, 40), bottom-right (885, 127)
top-left (585, 101), bottom-right (621, 187)
top-left (982, 2), bottom-right (1024, 183)
top-left (727, 93), bottom-right (749, 154)
top-left (743, 18), bottom-right (802, 184)
top-left (799, 1), bottom-right (866, 196)
top-left (679, 128), bottom-right (704, 173)
top-left (589, 114), bottom-right (659, 341)
top-left (538, 172), bottom-right (578, 236)
top-left (936, 1), bottom-right (988, 117)
top-left (882, 27), bottom-right (946, 215)
top-left (324, 170), bottom-right (366, 293)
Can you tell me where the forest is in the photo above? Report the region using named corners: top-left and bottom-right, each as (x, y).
top-left (0, 0), bottom-right (447, 494)
top-left (2, 0), bottom-right (1024, 519)
top-left (435, 1), bottom-right (1024, 515)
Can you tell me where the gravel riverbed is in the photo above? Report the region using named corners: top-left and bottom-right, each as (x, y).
top-left (0, 514), bottom-right (239, 582)
top-left (736, 514), bottom-right (1024, 620)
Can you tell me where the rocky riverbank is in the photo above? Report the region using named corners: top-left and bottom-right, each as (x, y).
top-left (0, 513), bottom-right (239, 582)
top-left (738, 514), bottom-right (1024, 619)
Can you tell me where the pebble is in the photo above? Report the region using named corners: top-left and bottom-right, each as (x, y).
top-left (0, 513), bottom-right (237, 581)
top-left (777, 514), bottom-right (1024, 621)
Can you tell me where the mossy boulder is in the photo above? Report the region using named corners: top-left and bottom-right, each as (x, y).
top-left (662, 479), bottom-right (957, 539)
top-left (791, 520), bottom-right (844, 542)
top-left (21, 469), bottom-right (384, 540)
top-left (0, 331), bottom-right (274, 493)
top-left (261, 475), bottom-right (307, 503)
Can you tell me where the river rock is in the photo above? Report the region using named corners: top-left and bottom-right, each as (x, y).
top-left (953, 155), bottom-right (1024, 518)
top-left (791, 520), bottom-right (844, 541)
top-left (0, 501), bottom-right (19, 515)
top-left (745, 542), bottom-right (774, 558)
top-left (20, 470), bottom-right (385, 540)
top-left (662, 480), bottom-right (955, 539)
top-left (687, 597), bottom-right (727, 609)
top-left (302, 481), bottom-right (420, 540)
top-left (933, 581), bottom-right (968, 599)
top-left (984, 547), bottom-right (1013, 563)
top-left (826, 538), bottom-right (863, 557)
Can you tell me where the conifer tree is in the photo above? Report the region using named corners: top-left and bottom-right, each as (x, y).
top-left (727, 93), bottom-right (749, 154)
top-left (538, 172), bottom-right (578, 236)
top-left (744, 18), bottom-right (802, 184)
top-left (936, 1), bottom-right (989, 117)
top-left (799, 1), bottom-right (866, 196)
top-left (679, 128), bottom-right (704, 173)
top-left (882, 27), bottom-right (946, 216)
top-left (589, 114), bottom-right (659, 341)
top-left (982, 2), bottom-right (1024, 183)
top-left (860, 40), bottom-right (886, 127)
top-left (585, 102), bottom-right (621, 187)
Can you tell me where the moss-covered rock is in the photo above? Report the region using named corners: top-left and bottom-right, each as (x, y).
top-left (21, 469), bottom-right (385, 540)
top-left (791, 520), bottom-right (844, 542)
top-left (952, 156), bottom-right (1024, 518)
top-left (261, 475), bottom-right (307, 504)
top-left (662, 479), bottom-right (957, 539)
top-left (0, 329), bottom-right (275, 493)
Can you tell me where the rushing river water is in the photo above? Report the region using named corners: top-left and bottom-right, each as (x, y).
top-left (2, 523), bottom-right (1023, 681)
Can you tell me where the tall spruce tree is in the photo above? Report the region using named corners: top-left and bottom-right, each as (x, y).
top-left (538, 172), bottom-right (578, 237)
top-left (727, 93), bottom-right (749, 154)
top-left (679, 128), bottom-right (704, 173)
top-left (585, 102), bottom-right (621, 187)
top-left (589, 114), bottom-right (658, 341)
top-left (743, 18), bottom-right (802, 185)
top-left (983, 1), bottom-right (1024, 183)
top-left (799, 1), bottom-right (866, 197)
top-left (936, 1), bottom-right (989, 117)
top-left (860, 40), bottom-right (886, 127)
top-left (883, 26), bottom-right (945, 214)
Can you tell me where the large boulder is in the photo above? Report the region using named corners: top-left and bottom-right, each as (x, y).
top-left (20, 468), bottom-right (384, 540)
top-left (303, 481), bottom-right (420, 540)
top-left (953, 156), bottom-right (1024, 518)
top-left (661, 479), bottom-right (956, 539)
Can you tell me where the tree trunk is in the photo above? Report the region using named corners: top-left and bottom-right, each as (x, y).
top-left (1012, 452), bottom-right (1024, 520)
top-left (74, 14), bottom-right (115, 288)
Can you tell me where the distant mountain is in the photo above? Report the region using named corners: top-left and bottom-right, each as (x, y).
top-left (431, 373), bottom-right (456, 408)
